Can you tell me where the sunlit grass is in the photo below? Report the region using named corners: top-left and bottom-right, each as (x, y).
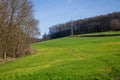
top-left (77, 31), bottom-right (120, 37)
top-left (0, 35), bottom-right (120, 80)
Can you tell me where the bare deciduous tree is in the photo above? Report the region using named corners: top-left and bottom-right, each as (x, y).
top-left (110, 19), bottom-right (120, 31)
top-left (0, 0), bottom-right (39, 60)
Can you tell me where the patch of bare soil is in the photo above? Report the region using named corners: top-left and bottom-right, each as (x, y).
top-left (6, 57), bottom-right (16, 61)
top-left (0, 57), bottom-right (16, 65)
top-left (115, 77), bottom-right (120, 80)
top-left (0, 58), bottom-right (4, 64)
top-left (25, 48), bottom-right (37, 55)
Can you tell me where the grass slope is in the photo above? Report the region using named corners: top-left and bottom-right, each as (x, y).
top-left (0, 35), bottom-right (120, 80)
top-left (77, 31), bottom-right (120, 37)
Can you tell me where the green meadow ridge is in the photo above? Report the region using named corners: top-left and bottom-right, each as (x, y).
top-left (0, 31), bottom-right (120, 80)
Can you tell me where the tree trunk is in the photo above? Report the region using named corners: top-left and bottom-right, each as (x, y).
top-left (3, 48), bottom-right (7, 60)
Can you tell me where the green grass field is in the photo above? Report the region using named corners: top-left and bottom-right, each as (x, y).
top-left (77, 31), bottom-right (120, 37)
top-left (0, 32), bottom-right (120, 80)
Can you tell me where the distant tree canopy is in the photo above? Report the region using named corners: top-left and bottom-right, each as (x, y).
top-left (0, 0), bottom-right (40, 60)
top-left (110, 19), bottom-right (120, 30)
top-left (42, 33), bottom-right (50, 41)
top-left (49, 12), bottom-right (120, 39)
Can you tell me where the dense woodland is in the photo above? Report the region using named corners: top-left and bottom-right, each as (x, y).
top-left (49, 12), bottom-right (120, 39)
top-left (0, 0), bottom-right (39, 60)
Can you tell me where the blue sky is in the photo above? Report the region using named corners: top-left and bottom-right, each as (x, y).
top-left (32, 0), bottom-right (120, 37)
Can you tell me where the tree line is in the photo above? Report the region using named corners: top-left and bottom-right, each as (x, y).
top-left (48, 12), bottom-right (120, 39)
top-left (0, 0), bottom-right (40, 60)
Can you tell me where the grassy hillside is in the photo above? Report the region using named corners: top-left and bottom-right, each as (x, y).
top-left (77, 31), bottom-right (120, 37)
top-left (0, 35), bottom-right (120, 80)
